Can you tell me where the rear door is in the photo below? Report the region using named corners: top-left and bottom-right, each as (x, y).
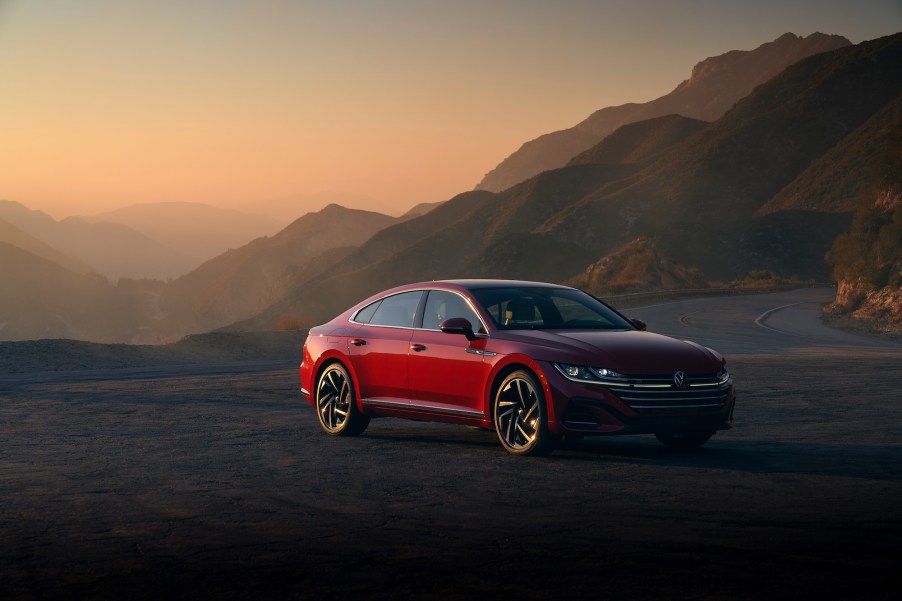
top-left (347, 291), bottom-right (423, 402)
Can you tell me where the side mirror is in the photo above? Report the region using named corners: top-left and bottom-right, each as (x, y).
top-left (629, 318), bottom-right (647, 331)
top-left (439, 317), bottom-right (476, 340)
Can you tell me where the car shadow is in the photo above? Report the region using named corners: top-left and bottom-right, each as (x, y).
top-left (360, 425), bottom-right (902, 481)
top-left (554, 436), bottom-right (902, 481)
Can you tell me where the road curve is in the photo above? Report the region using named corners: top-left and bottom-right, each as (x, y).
top-left (622, 287), bottom-right (901, 356)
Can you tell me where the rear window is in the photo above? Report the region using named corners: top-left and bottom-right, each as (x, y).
top-left (367, 291), bottom-right (423, 328)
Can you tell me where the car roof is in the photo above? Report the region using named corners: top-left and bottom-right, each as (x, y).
top-left (356, 279), bottom-right (575, 308)
top-left (435, 279), bottom-right (572, 290)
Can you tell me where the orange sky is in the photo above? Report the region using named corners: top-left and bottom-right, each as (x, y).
top-left (1, 1), bottom-right (899, 221)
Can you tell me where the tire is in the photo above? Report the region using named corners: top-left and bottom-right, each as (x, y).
top-left (315, 363), bottom-right (370, 436)
top-left (493, 370), bottom-right (558, 456)
top-left (654, 429), bottom-right (714, 450)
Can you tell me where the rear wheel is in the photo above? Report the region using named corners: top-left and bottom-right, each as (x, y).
top-left (655, 430), bottom-right (714, 450)
top-left (316, 363), bottom-right (370, 436)
top-left (493, 370), bottom-right (558, 456)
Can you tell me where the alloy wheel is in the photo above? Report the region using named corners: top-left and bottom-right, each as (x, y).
top-left (494, 371), bottom-right (555, 455)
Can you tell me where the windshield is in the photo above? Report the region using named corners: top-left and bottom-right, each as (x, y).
top-left (469, 286), bottom-right (634, 331)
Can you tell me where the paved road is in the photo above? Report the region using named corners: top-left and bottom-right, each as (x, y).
top-left (626, 287), bottom-right (901, 355)
top-left (1, 289), bottom-right (900, 600)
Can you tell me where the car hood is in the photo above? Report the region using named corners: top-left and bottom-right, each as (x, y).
top-left (497, 329), bottom-right (723, 374)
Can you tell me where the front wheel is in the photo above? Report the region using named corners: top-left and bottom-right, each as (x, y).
top-left (315, 363), bottom-right (370, 436)
top-left (654, 430), bottom-right (714, 450)
top-left (493, 370), bottom-right (558, 456)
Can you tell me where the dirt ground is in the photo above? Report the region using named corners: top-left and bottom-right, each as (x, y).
top-left (2, 290), bottom-right (901, 600)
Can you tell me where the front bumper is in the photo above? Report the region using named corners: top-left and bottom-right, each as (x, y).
top-left (542, 362), bottom-right (736, 436)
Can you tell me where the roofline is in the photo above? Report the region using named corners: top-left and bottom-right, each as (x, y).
top-left (434, 278), bottom-right (573, 289)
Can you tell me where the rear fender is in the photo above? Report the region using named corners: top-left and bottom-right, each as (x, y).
top-left (313, 349), bottom-right (366, 414)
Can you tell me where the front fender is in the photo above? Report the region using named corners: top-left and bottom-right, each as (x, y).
top-left (482, 353), bottom-right (561, 434)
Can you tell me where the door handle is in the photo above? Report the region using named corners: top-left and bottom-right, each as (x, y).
top-left (350, 339), bottom-right (367, 346)
top-left (410, 343), bottom-right (427, 352)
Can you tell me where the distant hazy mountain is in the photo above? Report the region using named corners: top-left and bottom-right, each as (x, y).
top-left (402, 200), bottom-right (446, 218)
top-left (86, 202), bottom-right (284, 261)
top-left (0, 218), bottom-right (95, 274)
top-left (156, 204), bottom-right (401, 337)
top-left (236, 33), bottom-right (900, 330)
top-left (0, 200), bottom-right (195, 280)
top-left (476, 32), bottom-right (851, 192)
top-left (238, 192), bottom-right (385, 222)
top-left (0, 241), bottom-right (160, 342)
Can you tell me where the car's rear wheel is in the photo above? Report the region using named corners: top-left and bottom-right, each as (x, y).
top-left (654, 429), bottom-right (714, 450)
top-left (316, 363), bottom-right (370, 436)
top-left (494, 370), bottom-right (557, 456)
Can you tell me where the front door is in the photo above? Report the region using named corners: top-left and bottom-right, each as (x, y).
top-left (408, 290), bottom-right (487, 414)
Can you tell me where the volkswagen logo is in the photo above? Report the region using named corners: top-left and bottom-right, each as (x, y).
top-left (672, 371), bottom-right (688, 389)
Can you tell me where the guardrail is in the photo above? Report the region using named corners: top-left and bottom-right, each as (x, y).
top-left (603, 283), bottom-right (835, 309)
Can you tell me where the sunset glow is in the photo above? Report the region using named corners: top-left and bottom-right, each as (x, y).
top-left (1, 0), bottom-right (899, 220)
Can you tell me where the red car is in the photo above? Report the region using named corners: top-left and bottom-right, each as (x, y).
top-left (299, 280), bottom-right (735, 455)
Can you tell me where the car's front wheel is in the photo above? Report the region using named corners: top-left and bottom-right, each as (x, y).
top-left (654, 429), bottom-right (714, 450)
top-left (494, 370), bottom-right (558, 456)
top-left (315, 363), bottom-right (370, 436)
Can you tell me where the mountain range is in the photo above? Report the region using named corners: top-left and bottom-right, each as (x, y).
top-left (1, 32), bottom-right (899, 342)
top-left (155, 204), bottom-right (404, 338)
top-left (0, 200), bottom-right (194, 280)
top-left (237, 32), bottom-right (900, 331)
top-left (476, 32), bottom-right (851, 193)
top-left (85, 202), bottom-right (284, 261)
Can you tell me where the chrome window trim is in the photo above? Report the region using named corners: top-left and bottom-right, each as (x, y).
top-left (348, 286), bottom-right (491, 336)
top-left (348, 289), bottom-right (425, 329)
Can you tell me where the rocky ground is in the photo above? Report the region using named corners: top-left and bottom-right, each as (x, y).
top-left (1, 289), bottom-right (900, 600)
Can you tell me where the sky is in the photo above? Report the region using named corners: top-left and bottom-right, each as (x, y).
top-left (0, 0), bottom-right (900, 220)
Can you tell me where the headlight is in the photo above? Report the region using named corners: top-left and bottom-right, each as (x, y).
top-left (554, 363), bottom-right (626, 384)
top-left (718, 368), bottom-right (731, 385)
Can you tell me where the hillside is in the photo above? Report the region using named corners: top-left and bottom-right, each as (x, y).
top-left (542, 33), bottom-right (902, 279)
top-left (0, 200), bottom-right (195, 280)
top-left (756, 94), bottom-right (902, 215)
top-left (567, 114), bottom-right (709, 166)
top-left (828, 108), bottom-right (902, 333)
top-left (87, 202), bottom-right (284, 261)
top-left (156, 204), bottom-right (400, 337)
top-left (237, 33), bottom-right (901, 330)
top-left (476, 32), bottom-right (850, 192)
top-left (566, 237), bottom-right (708, 295)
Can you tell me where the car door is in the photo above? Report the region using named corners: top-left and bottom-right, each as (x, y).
top-left (348, 290), bottom-right (423, 402)
top-left (408, 290), bottom-right (488, 415)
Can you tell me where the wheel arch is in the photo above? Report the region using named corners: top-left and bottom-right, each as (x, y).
top-left (314, 351), bottom-right (365, 414)
top-left (484, 354), bottom-right (558, 429)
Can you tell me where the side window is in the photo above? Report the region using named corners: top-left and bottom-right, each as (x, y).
top-left (353, 299), bottom-right (381, 324)
top-left (422, 290), bottom-right (483, 331)
top-left (368, 291), bottom-right (423, 328)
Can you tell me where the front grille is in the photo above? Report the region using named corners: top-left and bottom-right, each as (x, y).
top-left (606, 373), bottom-right (730, 413)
